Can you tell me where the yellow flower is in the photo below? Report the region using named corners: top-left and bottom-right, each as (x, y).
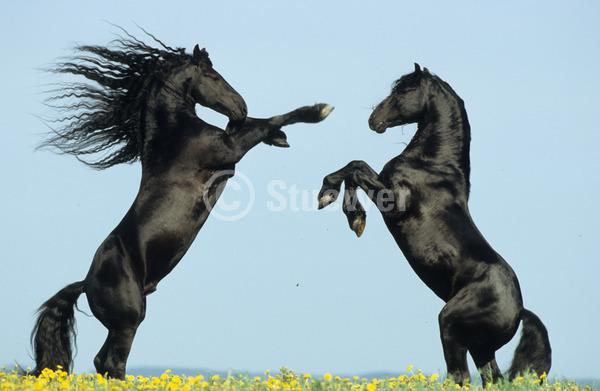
top-left (366, 383), bottom-right (376, 391)
top-left (96, 373), bottom-right (107, 385)
top-left (324, 373), bottom-right (333, 381)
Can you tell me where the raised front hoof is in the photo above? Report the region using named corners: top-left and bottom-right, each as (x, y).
top-left (350, 216), bottom-right (366, 237)
top-left (303, 104), bottom-right (334, 123)
top-left (270, 139), bottom-right (290, 148)
top-left (318, 104), bottom-right (334, 120)
top-left (264, 137), bottom-right (290, 148)
top-left (263, 129), bottom-right (290, 148)
top-left (318, 192), bottom-right (337, 210)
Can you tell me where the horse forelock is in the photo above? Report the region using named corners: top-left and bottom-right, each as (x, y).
top-left (39, 28), bottom-right (194, 169)
top-left (391, 71), bottom-right (421, 94)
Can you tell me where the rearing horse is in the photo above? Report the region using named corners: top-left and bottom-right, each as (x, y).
top-left (29, 32), bottom-right (332, 379)
top-left (317, 64), bottom-right (550, 385)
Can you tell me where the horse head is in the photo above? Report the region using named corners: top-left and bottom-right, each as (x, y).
top-left (369, 63), bottom-right (430, 133)
top-left (185, 45), bottom-right (247, 122)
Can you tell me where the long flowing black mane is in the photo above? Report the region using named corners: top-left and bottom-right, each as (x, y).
top-left (39, 28), bottom-right (192, 169)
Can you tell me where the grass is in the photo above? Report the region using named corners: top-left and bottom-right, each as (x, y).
top-left (0, 366), bottom-right (597, 391)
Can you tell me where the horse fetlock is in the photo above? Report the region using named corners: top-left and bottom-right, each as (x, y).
top-left (269, 115), bottom-right (285, 127)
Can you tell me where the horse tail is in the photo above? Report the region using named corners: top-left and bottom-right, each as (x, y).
top-left (508, 308), bottom-right (552, 380)
top-left (29, 281), bottom-right (85, 376)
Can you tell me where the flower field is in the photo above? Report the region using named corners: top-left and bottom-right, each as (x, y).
top-left (0, 366), bottom-right (596, 391)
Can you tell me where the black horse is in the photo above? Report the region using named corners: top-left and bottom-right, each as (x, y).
top-left (29, 32), bottom-right (332, 379)
top-left (317, 64), bottom-right (550, 385)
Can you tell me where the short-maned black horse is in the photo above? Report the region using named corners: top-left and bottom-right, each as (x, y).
top-left (317, 64), bottom-right (550, 385)
top-left (29, 32), bottom-right (332, 379)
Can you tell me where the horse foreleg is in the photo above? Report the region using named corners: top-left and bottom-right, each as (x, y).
top-left (318, 160), bottom-right (386, 236)
top-left (222, 103), bottom-right (333, 159)
top-left (269, 104), bottom-right (334, 127)
top-left (262, 103), bottom-right (334, 147)
top-left (342, 186), bottom-right (366, 237)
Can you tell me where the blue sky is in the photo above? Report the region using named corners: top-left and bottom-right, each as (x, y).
top-left (1, 0), bottom-right (599, 380)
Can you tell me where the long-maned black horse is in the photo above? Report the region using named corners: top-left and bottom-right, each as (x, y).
top-left (29, 31), bottom-right (332, 379)
top-left (317, 64), bottom-right (550, 385)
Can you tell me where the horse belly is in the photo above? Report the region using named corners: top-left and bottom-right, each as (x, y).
top-left (407, 255), bottom-right (455, 301)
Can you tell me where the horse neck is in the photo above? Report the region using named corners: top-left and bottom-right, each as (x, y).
top-left (141, 79), bottom-right (197, 166)
top-left (406, 81), bottom-right (471, 192)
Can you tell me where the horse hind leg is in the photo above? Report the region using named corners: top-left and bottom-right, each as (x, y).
top-left (91, 292), bottom-right (145, 379)
top-left (86, 238), bottom-right (146, 378)
top-left (470, 348), bottom-right (503, 386)
top-left (439, 277), bottom-right (521, 386)
top-left (94, 326), bottom-right (140, 379)
top-left (438, 311), bottom-right (470, 385)
top-left (89, 283), bottom-right (146, 379)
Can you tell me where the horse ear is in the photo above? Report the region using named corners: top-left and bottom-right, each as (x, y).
top-left (414, 63), bottom-right (422, 74)
top-left (192, 44), bottom-right (202, 65)
top-left (423, 67), bottom-right (430, 74)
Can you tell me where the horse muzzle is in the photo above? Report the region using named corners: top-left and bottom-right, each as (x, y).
top-left (368, 116), bottom-right (388, 134)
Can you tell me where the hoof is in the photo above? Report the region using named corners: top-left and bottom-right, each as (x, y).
top-left (318, 193), bottom-right (337, 209)
top-left (351, 217), bottom-right (366, 237)
top-left (264, 128), bottom-right (289, 148)
top-left (268, 138), bottom-right (290, 148)
top-left (319, 105), bottom-right (334, 120)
